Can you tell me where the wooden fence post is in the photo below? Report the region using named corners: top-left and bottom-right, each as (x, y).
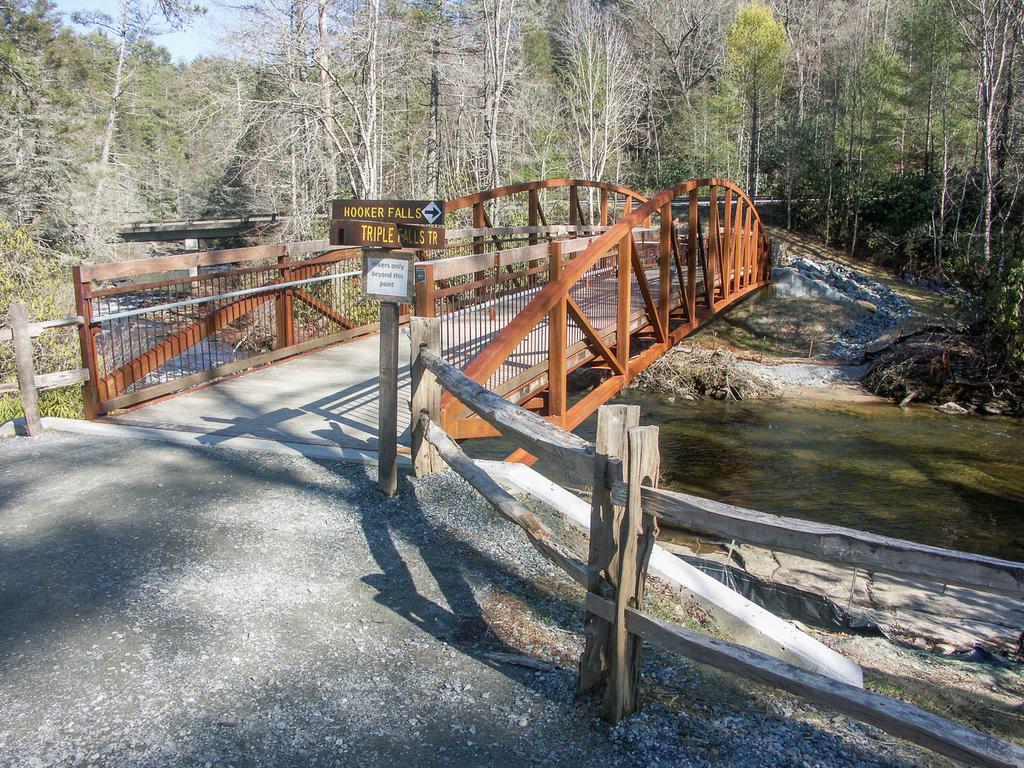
top-left (72, 265), bottom-right (102, 418)
top-left (379, 299), bottom-right (401, 497)
top-left (604, 425), bottom-right (660, 722)
top-left (578, 404), bottom-right (640, 696)
top-left (275, 252), bottom-right (295, 349)
top-left (414, 262), bottom-right (436, 318)
top-left (528, 190), bottom-right (540, 246)
top-left (9, 302), bottom-right (42, 436)
top-left (410, 316), bottom-right (443, 476)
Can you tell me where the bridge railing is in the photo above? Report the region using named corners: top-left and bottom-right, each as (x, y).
top-left (428, 179), bottom-right (773, 439)
top-left (414, 232), bottom-right (608, 375)
top-left (73, 241), bottom-right (378, 416)
top-left (408, 315), bottom-right (1024, 768)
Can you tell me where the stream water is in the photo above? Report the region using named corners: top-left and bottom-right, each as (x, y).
top-left (579, 394), bottom-right (1024, 561)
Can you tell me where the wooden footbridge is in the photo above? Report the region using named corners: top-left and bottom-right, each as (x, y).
top-left (63, 177), bottom-right (771, 448)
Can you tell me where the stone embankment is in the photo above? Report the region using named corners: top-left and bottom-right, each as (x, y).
top-left (776, 255), bottom-right (913, 361)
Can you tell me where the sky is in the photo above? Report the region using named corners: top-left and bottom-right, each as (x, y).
top-left (52, 0), bottom-right (226, 63)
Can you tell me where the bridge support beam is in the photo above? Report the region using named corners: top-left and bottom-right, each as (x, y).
top-left (616, 198), bottom-right (632, 373)
top-left (659, 203), bottom-right (672, 339)
top-left (547, 241), bottom-right (567, 422)
top-left (687, 190), bottom-right (698, 324)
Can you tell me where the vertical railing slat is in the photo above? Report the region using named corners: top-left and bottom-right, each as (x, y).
top-left (687, 189), bottom-right (698, 323)
top-left (547, 241), bottom-right (567, 422)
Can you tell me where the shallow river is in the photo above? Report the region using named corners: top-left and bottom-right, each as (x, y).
top-left (575, 394), bottom-right (1024, 561)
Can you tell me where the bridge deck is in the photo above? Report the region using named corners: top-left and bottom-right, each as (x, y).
top-left (111, 332), bottom-right (412, 453)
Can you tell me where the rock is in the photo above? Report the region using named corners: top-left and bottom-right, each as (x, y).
top-left (937, 402), bottom-right (969, 414)
top-left (980, 400), bottom-right (1009, 415)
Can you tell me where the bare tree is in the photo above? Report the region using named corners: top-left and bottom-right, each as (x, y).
top-left (557, 0), bottom-right (642, 202)
top-left (950, 0), bottom-right (1023, 272)
top-left (476, 0), bottom-right (519, 190)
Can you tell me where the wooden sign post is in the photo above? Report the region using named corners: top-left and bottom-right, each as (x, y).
top-left (329, 196), bottom-right (446, 494)
top-left (363, 249), bottom-right (415, 496)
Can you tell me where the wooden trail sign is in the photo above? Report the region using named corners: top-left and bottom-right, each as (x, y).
top-left (331, 220), bottom-right (444, 250)
top-left (331, 199), bottom-right (445, 226)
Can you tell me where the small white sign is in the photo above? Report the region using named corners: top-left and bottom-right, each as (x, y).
top-left (363, 250), bottom-right (413, 302)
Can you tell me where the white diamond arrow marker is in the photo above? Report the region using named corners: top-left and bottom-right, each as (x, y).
top-left (423, 201), bottom-right (442, 224)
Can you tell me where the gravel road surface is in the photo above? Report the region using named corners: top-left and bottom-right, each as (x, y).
top-left (0, 432), bottom-right (934, 767)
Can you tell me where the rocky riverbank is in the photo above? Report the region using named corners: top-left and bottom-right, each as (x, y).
top-left (862, 323), bottom-right (1024, 416)
top-left (629, 230), bottom-right (1024, 414)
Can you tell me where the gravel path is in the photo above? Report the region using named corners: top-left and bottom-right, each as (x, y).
top-left (0, 433), bottom-right (936, 767)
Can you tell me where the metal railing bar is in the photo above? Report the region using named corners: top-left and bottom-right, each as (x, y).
top-left (91, 270), bottom-right (361, 323)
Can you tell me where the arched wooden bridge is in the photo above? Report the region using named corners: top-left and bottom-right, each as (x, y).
top-left (72, 177), bottom-right (771, 451)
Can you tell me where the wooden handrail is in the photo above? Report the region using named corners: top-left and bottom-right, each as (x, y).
top-left (77, 243), bottom-right (356, 283)
top-left (446, 178), bottom-right (648, 212)
top-left (444, 224), bottom-right (609, 241)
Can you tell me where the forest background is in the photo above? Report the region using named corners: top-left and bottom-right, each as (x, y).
top-left (1, 0), bottom-right (1022, 417)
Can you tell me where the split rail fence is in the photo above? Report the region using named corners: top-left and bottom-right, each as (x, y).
top-left (409, 314), bottom-right (1024, 768)
top-left (1, 302), bottom-right (90, 436)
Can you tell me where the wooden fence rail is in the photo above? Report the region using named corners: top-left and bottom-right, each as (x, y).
top-left (408, 314), bottom-right (1024, 768)
top-left (1, 302), bottom-right (90, 436)
top-left (608, 484), bottom-right (1024, 599)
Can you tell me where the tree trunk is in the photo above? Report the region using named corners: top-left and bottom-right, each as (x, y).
top-left (317, 0), bottom-right (336, 197)
top-left (90, 0), bottom-right (129, 239)
top-left (426, 0), bottom-right (442, 198)
top-left (747, 96), bottom-right (759, 194)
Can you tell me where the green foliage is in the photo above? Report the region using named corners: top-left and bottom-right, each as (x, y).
top-left (0, 220), bottom-right (83, 420)
top-left (985, 251), bottom-right (1024, 367)
top-left (724, 2), bottom-right (790, 102)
